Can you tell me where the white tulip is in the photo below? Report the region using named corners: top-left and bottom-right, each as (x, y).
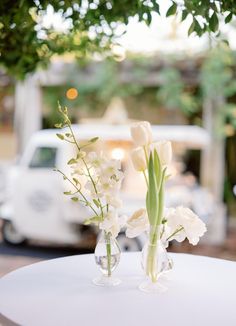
top-left (166, 206), bottom-right (207, 245)
top-left (131, 147), bottom-right (147, 171)
top-left (126, 208), bottom-right (149, 238)
top-left (130, 121), bottom-right (153, 146)
top-left (152, 140), bottom-right (172, 166)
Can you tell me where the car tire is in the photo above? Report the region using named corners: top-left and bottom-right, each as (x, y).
top-left (117, 232), bottom-right (142, 252)
top-left (2, 220), bottom-right (26, 245)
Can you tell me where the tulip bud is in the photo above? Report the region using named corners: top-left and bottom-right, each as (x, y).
top-left (131, 147), bottom-right (147, 171)
top-left (153, 140), bottom-right (172, 166)
top-left (130, 121), bottom-right (153, 146)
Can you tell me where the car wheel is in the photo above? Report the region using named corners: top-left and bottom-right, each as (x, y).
top-left (2, 220), bottom-right (26, 245)
top-left (117, 232), bottom-right (142, 252)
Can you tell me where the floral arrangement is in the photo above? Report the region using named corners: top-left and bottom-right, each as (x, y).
top-left (126, 121), bottom-right (207, 287)
top-left (55, 105), bottom-right (125, 279)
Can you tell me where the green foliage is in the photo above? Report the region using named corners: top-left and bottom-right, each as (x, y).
top-left (179, 0), bottom-right (236, 36)
top-left (200, 44), bottom-right (236, 132)
top-left (200, 44), bottom-right (236, 98)
top-left (156, 67), bottom-right (198, 115)
top-left (1, 1), bottom-right (236, 78)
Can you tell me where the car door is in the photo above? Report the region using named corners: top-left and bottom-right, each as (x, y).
top-left (12, 145), bottom-right (69, 242)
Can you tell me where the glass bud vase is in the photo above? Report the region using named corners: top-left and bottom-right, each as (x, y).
top-left (93, 231), bottom-right (121, 286)
top-left (139, 227), bottom-right (173, 293)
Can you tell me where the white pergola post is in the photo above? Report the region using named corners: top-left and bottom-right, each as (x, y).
top-left (200, 95), bottom-right (226, 244)
top-left (201, 95), bottom-right (225, 202)
top-left (14, 75), bottom-right (42, 154)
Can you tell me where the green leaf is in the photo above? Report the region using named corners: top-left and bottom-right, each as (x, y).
top-left (147, 11), bottom-right (152, 25)
top-left (156, 167), bottom-right (166, 225)
top-left (54, 123), bottom-right (62, 128)
top-left (90, 137), bottom-right (99, 143)
top-left (84, 215), bottom-right (102, 225)
top-left (73, 178), bottom-right (79, 185)
top-left (188, 19), bottom-right (195, 36)
top-left (194, 19), bottom-right (203, 36)
top-left (146, 152), bottom-right (158, 225)
top-left (181, 9), bottom-right (188, 21)
top-left (65, 133), bottom-right (72, 138)
top-left (93, 199), bottom-right (100, 208)
top-left (166, 2), bottom-right (177, 17)
top-left (153, 2), bottom-right (160, 15)
top-left (225, 13), bottom-right (233, 24)
top-left (209, 12), bottom-right (219, 32)
top-left (56, 133), bottom-right (64, 140)
top-left (153, 149), bottom-right (161, 189)
top-left (67, 158), bottom-right (77, 165)
top-left (63, 191), bottom-right (72, 195)
top-left (71, 197), bottom-right (78, 202)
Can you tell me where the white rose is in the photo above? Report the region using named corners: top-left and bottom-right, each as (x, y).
top-left (131, 147), bottom-right (147, 171)
top-left (152, 140), bottom-right (172, 166)
top-left (126, 208), bottom-right (149, 238)
top-left (166, 206), bottom-right (207, 245)
top-left (130, 121), bottom-right (153, 146)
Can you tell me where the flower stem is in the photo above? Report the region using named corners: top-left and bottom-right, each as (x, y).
top-left (166, 226), bottom-right (184, 241)
top-left (56, 169), bottom-right (99, 217)
top-left (105, 232), bottom-right (112, 277)
top-left (142, 170), bottom-right (148, 187)
top-left (66, 118), bottom-right (104, 219)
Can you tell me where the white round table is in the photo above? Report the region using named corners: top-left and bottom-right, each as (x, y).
top-left (0, 252), bottom-right (236, 326)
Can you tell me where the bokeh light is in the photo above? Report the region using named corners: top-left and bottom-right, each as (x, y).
top-left (66, 88), bottom-right (78, 100)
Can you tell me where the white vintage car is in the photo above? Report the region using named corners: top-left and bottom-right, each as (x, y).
top-left (1, 124), bottom-right (221, 249)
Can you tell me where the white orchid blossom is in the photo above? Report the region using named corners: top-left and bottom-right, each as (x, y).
top-left (100, 211), bottom-right (126, 238)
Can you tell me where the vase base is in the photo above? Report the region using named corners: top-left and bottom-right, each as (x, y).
top-left (139, 278), bottom-right (167, 293)
top-left (93, 275), bottom-right (121, 287)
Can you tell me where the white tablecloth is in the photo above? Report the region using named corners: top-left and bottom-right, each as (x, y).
top-left (0, 252), bottom-right (236, 326)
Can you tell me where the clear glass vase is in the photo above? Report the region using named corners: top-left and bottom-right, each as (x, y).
top-left (139, 227), bottom-right (173, 293)
top-left (93, 231), bottom-right (121, 286)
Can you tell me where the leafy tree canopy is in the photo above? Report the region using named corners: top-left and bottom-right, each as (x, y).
top-left (0, 0), bottom-right (236, 79)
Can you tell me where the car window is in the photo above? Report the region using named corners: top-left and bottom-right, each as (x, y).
top-left (29, 147), bottom-right (57, 168)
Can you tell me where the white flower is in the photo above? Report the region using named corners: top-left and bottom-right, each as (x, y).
top-left (131, 147), bottom-right (147, 171)
top-left (152, 140), bottom-right (172, 166)
top-left (101, 159), bottom-right (121, 176)
top-left (130, 121), bottom-right (153, 147)
top-left (85, 180), bottom-right (103, 199)
top-left (105, 194), bottom-right (123, 208)
top-left (100, 211), bottom-right (124, 238)
top-left (98, 175), bottom-right (118, 194)
top-left (166, 206), bottom-right (207, 245)
top-left (77, 151), bottom-right (86, 159)
top-left (126, 208), bottom-right (149, 238)
top-left (70, 162), bottom-right (84, 176)
top-left (86, 152), bottom-right (105, 169)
